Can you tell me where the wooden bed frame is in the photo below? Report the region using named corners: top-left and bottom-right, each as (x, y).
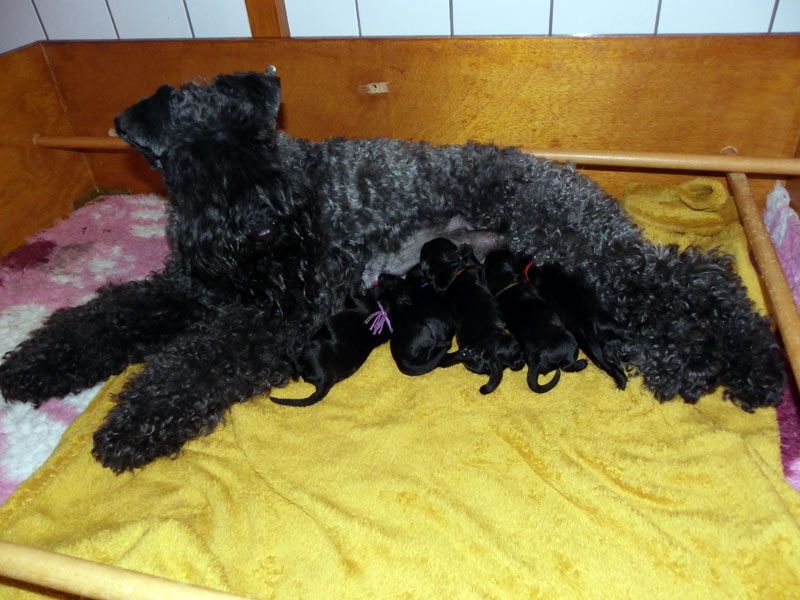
top-left (0, 34), bottom-right (799, 599)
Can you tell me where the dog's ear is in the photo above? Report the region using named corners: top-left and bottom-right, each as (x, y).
top-left (213, 72), bottom-right (282, 123)
top-left (114, 85), bottom-right (174, 170)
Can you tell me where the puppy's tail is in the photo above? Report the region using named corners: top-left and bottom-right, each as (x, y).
top-left (527, 360), bottom-right (560, 394)
top-left (270, 382), bottom-right (331, 407)
top-left (581, 334), bottom-right (627, 390)
top-left (479, 362), bottom-right (503, 395)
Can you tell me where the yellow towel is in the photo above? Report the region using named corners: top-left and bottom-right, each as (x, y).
top-left (1, 179), bottom-right (798, 598)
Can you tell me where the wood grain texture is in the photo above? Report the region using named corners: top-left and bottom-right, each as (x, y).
top-left (0, 44), bottom-right (94, 257)
top-left (0, 540), bottom-right (248, 600)
top-left (40, 36), bottom-right (800, 200)
top-left (245, 0), bottom-right (289, 37)
top-left (725, 165), bottom-right (800, 390)
top-left (31, 136), bottom-right (800, 176)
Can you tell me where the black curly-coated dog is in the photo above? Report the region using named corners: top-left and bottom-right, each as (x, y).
top-left (0, 69), bottom-right (785, 472)
top-left (376, 268), bottom-right (458, 376)
top-left (420, 238), bottom-right (524, 394)
top-left (270, 293), bottom-right (390, 407)
top-left (483, 249), bottom-right (586, 393)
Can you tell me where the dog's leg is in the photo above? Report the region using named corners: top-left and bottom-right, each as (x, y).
top-left (0, 274), bottom-right (197, 405)
top-left (91, 305), bottom-right (301, 472)
top-left (438, 351), bottom-right (463, 368)
top-left (562, 358), bottom-right (588, 373)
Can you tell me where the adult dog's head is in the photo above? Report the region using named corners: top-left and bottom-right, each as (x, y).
top-left (114, 70), bottom-right (317, 311)
top-left (114, 70), bottom-right (281, 172)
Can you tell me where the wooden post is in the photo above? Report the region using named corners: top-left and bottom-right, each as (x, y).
top-left (245, 0), bottom-right (289, 37)
top-left (723, 148), bottom-right (800, 390)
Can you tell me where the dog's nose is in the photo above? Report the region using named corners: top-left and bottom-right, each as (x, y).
top-left (112, 116), bottom-right (124, 137)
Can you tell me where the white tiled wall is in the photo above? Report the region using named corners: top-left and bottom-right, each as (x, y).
top-left (452, 0), bottom-right (550, 36)
top-left (186, 0), bottom-right (251, 38)
top-left (0, 0), bottom-right (252, 54)
top-left (658, 0), bottom-right (775, 34)
top-left (284, 0), bottom-right (359, 37)
top-left (35, 0), bottom-right (116, 40)
top-left (107, 0), bottom-right (193, 39)
top-left (773, 0), bottom-right (800, 32)
top-left (0, 0), bottom-right (44, 54)
top-left (552, 0), bottom-right (660, 35)
top-left (357, 0), bottom-right (451, 36)
top-left (289, 0), bottom-right (798, 37)
top-left (1, 0), bottom-right (798, 56)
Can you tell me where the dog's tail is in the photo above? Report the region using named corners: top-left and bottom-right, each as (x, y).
top-left (527, 359), bottom-right (560, 393)
top-left (270, 381), bottom-right (331, 407)
top-left (479, 362), bottom-right (503, 395)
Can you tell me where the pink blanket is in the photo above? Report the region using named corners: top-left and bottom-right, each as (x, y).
top-left (0, 195), bottom-right (168, 503)
top-left (765, 184), bottom-right (800, 490)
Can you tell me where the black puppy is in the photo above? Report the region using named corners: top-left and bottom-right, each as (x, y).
top-left (420, 238), bottom-right (523, 395)
top-left (270, 294), bottom-right (391, 407)
top-left (376, 266), bottom-right (458, 376)
top-left (529, 262), bottom-right (628, 390)
top-left (484, 249), bottom-right (587, 393)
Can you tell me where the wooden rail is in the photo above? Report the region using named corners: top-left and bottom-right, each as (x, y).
top-left (31, 135), bottom-right (800, 176)
top-left (0, 540), bottom-right (249, 600)
top-left (724, 149), bottom-right (800, 388)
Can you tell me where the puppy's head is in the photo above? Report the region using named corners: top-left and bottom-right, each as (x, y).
top-left (376, 273), bottom-right (413, 311)
top-left (114, 70), bottom-right (282, 173)
top-left (420, 238), bottom-right (466, 292)
top-left (482, 248), bottom-right (518, 295)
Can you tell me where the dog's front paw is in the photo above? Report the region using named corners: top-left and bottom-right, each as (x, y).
top-left (92, 404), bottom-right (182, 473)
top-left (0, 351), bottom-right (61, 405)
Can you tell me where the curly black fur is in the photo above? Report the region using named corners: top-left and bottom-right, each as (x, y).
top-left (484, 249), bottom-right (587, 393)
top-left (0, 69), bottom-right (785, 471)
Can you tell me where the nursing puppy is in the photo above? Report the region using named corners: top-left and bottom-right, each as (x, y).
top-left (484, 249), bottom-right (587, 393)
top-left (420, 238), bottom-right (523, 394)
top-left (529, 262), bottom-right (628, 390)
top-left (377, 267), bottom-right (458, 376)
top-left (270, 294), bottom-right (391, 407)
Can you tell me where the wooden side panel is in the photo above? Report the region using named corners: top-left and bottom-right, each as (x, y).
top-left (0, 44), bottom-right (94, 257)
top-left (42, 36), bottom-right (800, 199)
